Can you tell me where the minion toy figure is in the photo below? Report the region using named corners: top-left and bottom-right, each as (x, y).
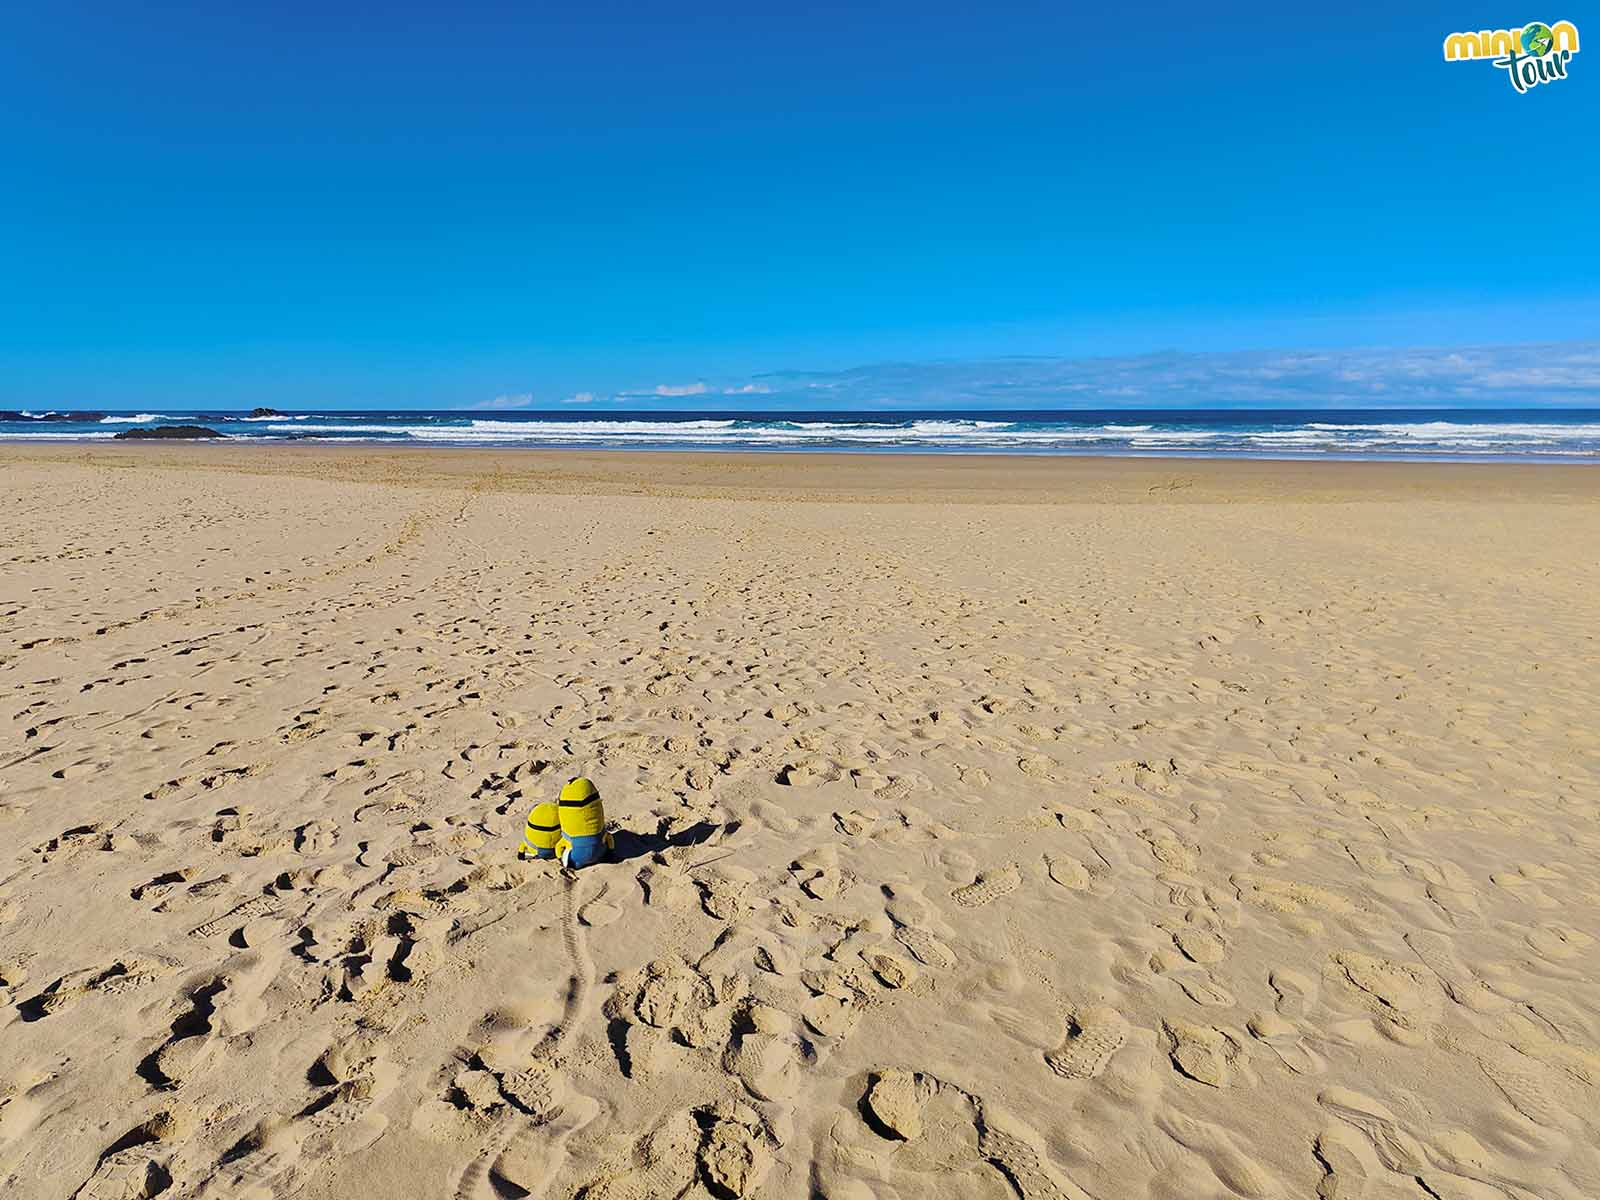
top-left (518, 801), bottom-right (561, 861)
top-left (555, 776), bottom-right (613, 868)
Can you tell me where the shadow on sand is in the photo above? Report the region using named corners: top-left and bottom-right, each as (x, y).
top-left (606, 818), bottom-right (735, 866)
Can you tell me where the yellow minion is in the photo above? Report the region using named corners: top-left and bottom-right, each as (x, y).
top-left (518, 801), bottom-right (561, 860)
top-left (555, 777), bottom-right (613, 868)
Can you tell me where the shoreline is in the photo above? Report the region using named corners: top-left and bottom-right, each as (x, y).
top-left (6, 441), bottom-right (1599, 504)
top-left (7, 436), bottom-right (1600, 470)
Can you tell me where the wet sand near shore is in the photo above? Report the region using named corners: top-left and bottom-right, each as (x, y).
top-left (11, 440), bottom-right (1600, 501)
top-left (2, 445), bottom-right (1598, 1199)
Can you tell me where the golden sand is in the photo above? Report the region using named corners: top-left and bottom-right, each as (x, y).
top-left (2, 445), bottom-right (1598, 1198)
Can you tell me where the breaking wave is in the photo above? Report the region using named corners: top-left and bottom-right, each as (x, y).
top-left (3, 410), bottom-right (1598, 460)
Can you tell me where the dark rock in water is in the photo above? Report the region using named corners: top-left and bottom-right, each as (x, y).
top-left (248, 407), bottom-right (284, 418)
top-left (115, 425), bottom-right (227, 440)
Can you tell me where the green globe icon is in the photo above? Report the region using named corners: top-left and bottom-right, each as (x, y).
top-left (1522, 22), bottom-right (1554, 56)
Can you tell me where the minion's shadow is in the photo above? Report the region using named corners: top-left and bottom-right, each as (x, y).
top-left (607, 819), bottom-right (729, 865)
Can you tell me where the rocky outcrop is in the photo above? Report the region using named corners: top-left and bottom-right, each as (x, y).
top-left (114, 425), bottom-right (227, 440)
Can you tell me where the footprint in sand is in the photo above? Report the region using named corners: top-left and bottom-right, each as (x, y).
top-left (859, 1070), bottom-right (1099, 1200)
top-left (1163, 1020), bottom-right (1246, 1088)
top-left (777, 760), bottom-right (829, 787)
top-left (951, 864), bottom-right (1021, 908)
top-left (1016, 755), bottom-right (1063, 783)
top-left (464, 1086), bottom-right (603, 1199)
top-left (1139, 827), bottom-right (1199, 872)
top-left (801, 992), bottom-right (862, 1040)
top-left (832, 808), bottom-right (878, 837)
top-left (1317, 1086), bottom-right (1430, 1175)
top-left (18, 955), bottom-right (182, 1022)
top-left (1166, 925), bottom-right (1227, 966)
top-left (1525, 924), bottom-right (1594, 963)
top-left (697, 867), bottom-right (757, 920)
top-left (1441, 1027), bottom-right (1583, 1133)
top-left (1324, 951), bottom-right (1437, 1043)
top-left (724, 1023), bottom-right (803, 1102)
top-left (298, 1067), bottom-right (398, 1161)
top-left (188, 895), bottom-right (281, 941)
top-left (1269, 967), bottom-right (1319, 1019)
top-left (1402, 931), bottom-right (1508, 1014)
top-left (872, 776), bottom-right (916, 804)
top-left (954, 763), bottom-right (991, 791)
top-left (1155, 1107), bottom-right (1273, 1198)
top-left (861, 950), bottom-right (919, 990)
top-left (537, 1103), bottom-right (699, 1200)
top-left (978, 1106), bottom-right (1097, 1200)
top-left (1045, 1005), bottom-right (1129, 1080)
top-left (30, 823), bottom-right (111, 863)
top-left (894, 926), bottom-right (956, 969)
top-left (578, 896), bottom-right (621, 927)
top-left (73, 1149), bottom-right (175, 1200)
top-left (1312, 1124), bottom-right (1381, 1200)
top-left (1246, 1011), bottom-right (1325, 1075)
top-left (206, 1050), bottom-right (398, 1198)
top-left (1044, 855), bottom-right (1091, 891)
top-left (1171, 972), bottom-right (1236, 1009)
top-left (71, 1110), bottom-right (191, 1200)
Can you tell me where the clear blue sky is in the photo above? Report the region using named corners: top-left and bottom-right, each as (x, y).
top-left (2, 1), bottom-right (1595, 409)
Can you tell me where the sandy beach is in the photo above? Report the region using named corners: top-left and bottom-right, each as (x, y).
top-left (2, 444), bottom-right (1598, 1200)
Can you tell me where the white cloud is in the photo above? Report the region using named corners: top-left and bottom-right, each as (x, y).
top-left (473, 343), bottom-right (1599, 415)
top-left (561, 391), bottom-right (633, 405)
top-left (718, 342), bottom-right (1600, 409)
top-left (474, 392), bottom-right (534, 410)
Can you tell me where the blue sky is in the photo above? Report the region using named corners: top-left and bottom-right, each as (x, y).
top-left (1, 1), bottom-right (1596, 410)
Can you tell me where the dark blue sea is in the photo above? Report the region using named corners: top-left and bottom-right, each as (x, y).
top-left (5, 408), bottom-right (1600, 461)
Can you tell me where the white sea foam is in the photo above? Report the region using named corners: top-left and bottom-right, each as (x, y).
top-left (6, 412), bottom-right (1599, 458)
top-left (906, 419), bottom-right (1013, 432)
top-left (2, 431), bottom-right (121, 439)
top-left (1306, 421), bottom-right (1600, 439)
top-left (468, 418), bottom-right (737, 433)
top-left (1241, 438), bottom-right (1344, 448)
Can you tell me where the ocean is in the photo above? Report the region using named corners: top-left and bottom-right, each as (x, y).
top-left (5, 408), bottom-right (1600, 461)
